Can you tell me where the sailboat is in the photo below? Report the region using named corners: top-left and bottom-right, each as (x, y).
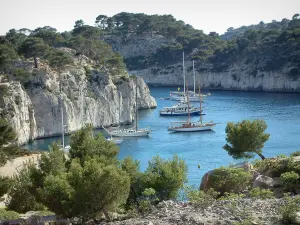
top-left (168, 66), bottom-right (216, 132)
top-left (110, 77), bottom-right (150, 137)
top-left (58, 83), bottom-right (71, 152)
top-left (159, 97), bottom-right (204, 116)
top-left (170, 56), bottom-right (207, 102)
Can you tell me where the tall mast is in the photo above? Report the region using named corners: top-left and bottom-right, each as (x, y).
top-left (199, 77), bottom-right (203, 124)
top-left (135, 77), bottom-right (138, 131)
top-left (80, 85), bottom-right (83, 127)
top-left (119, 92), bottom-right (121, 126)
top-left (193, 60), bottom-right (196, 94)
top-left (186, 75), bottom-right (190, 124)
top-left (183, 52), bottom-right (185, 93)
top-left (60, 74), bottom-right (64, 149)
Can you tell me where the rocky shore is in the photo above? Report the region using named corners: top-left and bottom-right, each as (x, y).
top-left (103, 198), bottom-right (287, 225)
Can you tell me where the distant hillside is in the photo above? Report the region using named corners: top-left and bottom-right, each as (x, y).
top-left (1, 12), bottom-right (300, 92)
top-left (220, 18), bottom-right (291, 40)
top-left (93, 12), bottom-right (300, 91)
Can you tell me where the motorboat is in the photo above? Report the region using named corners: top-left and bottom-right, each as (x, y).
top-left (160, 99), bottom-right (205, 116)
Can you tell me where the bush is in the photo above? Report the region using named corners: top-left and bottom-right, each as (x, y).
top-left (11, 68), bottom-right (31, 84)
top-left (290, 150), bottom-right (300, 157)
top-left (248, 187), bottom-right (274, 199)
top-left (186, 187), bottom-right (219, 209)
top-left (0, 176), bottom-right (13, 197)
top-left (277, 154), bottom-right (287, 158)
top-left (209, 167), bottom-right (252, 195)
top-left (139, 188), bottom-right (157, 215)
top-left (0, 208), bottom-right (20, 220)
top-left (218, 192), bottom-right (245, 201)
top-left (253, 157), bottom-right (296, 177)
top-left (142, 155), bottom-right (188, 201)
top-left (280, 171), bottom-right (300, 193)
top-left (6, 162), bottom-right (46, 213)
top-left (279, 194), bottom-right (300, 224)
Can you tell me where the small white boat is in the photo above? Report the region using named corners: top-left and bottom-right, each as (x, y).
top-left (168, 121), bottom-right (216, 132)
top-left (160, 99), bottom-right (204, 116)
top-left (110, 128), bottom-right (150, 137)
top-left (170, 92), bottom-right (206, 102)
top-left (105, 137), bottom-right (123, 144)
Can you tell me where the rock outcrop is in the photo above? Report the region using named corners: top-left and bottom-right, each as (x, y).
top-left (104, 199), bottom-right (285, 225)
top-left (130, 61), bottom-right (300, 92)
top-left (105, 34), bottom-right (300, 92)
top-left (0, 51), bottom-right (156, 145)
top-left (0, 80), bottom-right (36, 144)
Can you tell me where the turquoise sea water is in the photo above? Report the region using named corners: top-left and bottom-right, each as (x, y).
top-left (26, 87), bottom-right (300, 187)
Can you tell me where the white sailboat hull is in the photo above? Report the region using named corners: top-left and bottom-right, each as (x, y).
top-left (168, 123), bottom-right (216, 132)
top-left (160, 110), bottom-right (202, 116)
top-left (170, 95), bottom-right (204, 102)
top-left (111, 129), bottom-right (150, 137)
top-left (106, 137), bottom-right (123, 144)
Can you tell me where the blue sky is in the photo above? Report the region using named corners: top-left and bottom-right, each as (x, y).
top-left (0, 0), bottom-right (299, 35)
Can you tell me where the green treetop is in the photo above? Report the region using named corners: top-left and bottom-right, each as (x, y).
top-left (223, 119), bottom-right (270, 160)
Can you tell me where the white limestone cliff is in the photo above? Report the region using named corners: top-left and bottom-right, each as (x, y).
top-left (0, 58), bottom-right (156, 145)
top-left (130, 61), bottom-right (300, 92)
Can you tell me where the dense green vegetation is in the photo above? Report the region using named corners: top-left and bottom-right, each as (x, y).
top-left (1, 12), bottom-right (299, 81)
top-left (0, 117), bottom-right (19, 167)
top-left (3, 125), bottom-right (187, 222)
top-left (94, 12), bottom-right (300, 76)
top-left (223, 120), bottom-right (270, 160)
top-left (0, 22), bottom-right (127, 85)
top-left (1, 117), bottom-right (299, 222)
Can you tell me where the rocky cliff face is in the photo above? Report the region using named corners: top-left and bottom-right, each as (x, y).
top-left (105, 34), bottom-right (300, 92)
top-left (130, 60), bottom-right (300, 92)
top-left (0, 53), bottom-right (156, 145)
top-left (0, 79), bottom-right (36, 144)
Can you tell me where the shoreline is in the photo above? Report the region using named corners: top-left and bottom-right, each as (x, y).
top-left (147, 84), bottom-right (300, 94)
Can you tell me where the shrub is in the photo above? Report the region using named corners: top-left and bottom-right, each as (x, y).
top-left (209, 167), bottom-right (252, 195)
top-left (279, 194), bottom-right (300, 224)
top-left (280, 171), bottom-right (300, 193)
top-left (6, 162), bottom-right (45, 213)
top-left (83, 66), bottom-right (92, 78)
top-left (253, 157), bottom-right (297, 177)
top-left (277, 154), bottom-right (287, 158)
top-left (290, 150), bottom-right (300, 157)
top-left (12, 68), bottom-right (31, 84)
top-left (186, 187), bottom-right (219, 209)
top-left (0, 176), bottom-right (13, 197)
top-left (142, 155), bottom-right (188, 201)
top-left (248, 187), bottom-right (274, 199)
top-left (218, 192), bottom-right (245, 201)
top-left (0, 209), bottom-right (20, 220)
top-left (139, 188), bottom-right (157, 215)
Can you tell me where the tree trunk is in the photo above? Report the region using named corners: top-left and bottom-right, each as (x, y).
top-left (33, 56), bottom-right (38, 68)
top-left (257, 152), bottom-right (265, 160)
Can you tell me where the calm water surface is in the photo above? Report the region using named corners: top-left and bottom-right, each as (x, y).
top-left (26, 87), bottom-right (300, 186)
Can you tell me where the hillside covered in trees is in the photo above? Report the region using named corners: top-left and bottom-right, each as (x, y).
top-left (0, 20), bottom-right (156, 144)
top-left (0, 12), bottom-right (300, 91)
top-left (93, 12), bottom-right (300, 80)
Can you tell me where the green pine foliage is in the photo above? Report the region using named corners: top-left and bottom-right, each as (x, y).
top-left (6, 125), bottom-right (187, 222)
top-left (223, 120), bottom-right (270, 160)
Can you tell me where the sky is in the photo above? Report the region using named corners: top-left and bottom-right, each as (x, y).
top-left (0, 0), bottom-right (299, 35)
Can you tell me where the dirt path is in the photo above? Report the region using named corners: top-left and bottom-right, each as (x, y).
top-left (0, 154), bottom-right (40, 177)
